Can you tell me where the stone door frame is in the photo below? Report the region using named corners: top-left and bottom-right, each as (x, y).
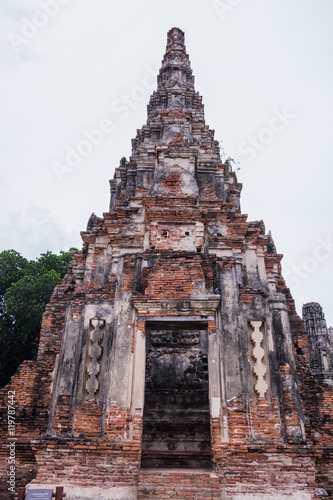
top-left (130, 297), bottom-right (227, 448)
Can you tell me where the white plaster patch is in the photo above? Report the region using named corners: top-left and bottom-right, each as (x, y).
top-left (83, 303), bottom-right (113, 329)
top-left (27, 485), bottom-right (137, 500)
top-left (245, 247), bottom-right (258, 277)
top-left (267, 455), bottom-right (293, 465)
top-left (165, 157), bottom-right (190, 172)
top-left (208, 248), bottom-right (234, 258)
top-left (231, 494), bottom-right (311, 500)
top-left (211, 396), bottom-right (221, 418)
top-left (155, 223), bottom-right (197, 251)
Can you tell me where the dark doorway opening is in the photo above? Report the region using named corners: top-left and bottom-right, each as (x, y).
top-left (141, 322), bottom-right (211, 469)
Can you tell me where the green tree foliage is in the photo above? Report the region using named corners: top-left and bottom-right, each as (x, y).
top-left (0, 250), bottom-right (29, 298)
top-left (0, 250), bottom-right (72, 388)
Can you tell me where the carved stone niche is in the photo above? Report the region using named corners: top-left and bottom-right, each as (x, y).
top-left (141, 321), bottom-right (211, 469)
top-left (248, 320), bottom-right (270, 403)
top-left (84, 318), bottom-right (106, 402)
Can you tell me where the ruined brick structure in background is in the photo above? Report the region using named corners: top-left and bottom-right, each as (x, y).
top-left (1, 28), bottom-right (333, 500)
top-left (303, 302), bottom-right (333, 380)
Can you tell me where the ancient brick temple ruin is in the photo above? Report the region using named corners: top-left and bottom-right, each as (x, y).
top-left (1, 27), bottom-right (333, 500)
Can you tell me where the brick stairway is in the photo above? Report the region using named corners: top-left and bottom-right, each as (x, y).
top-left (137, 468), bottom-right (222, 499)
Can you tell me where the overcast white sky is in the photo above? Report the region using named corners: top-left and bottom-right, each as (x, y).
top-left (0, 0), bottom-right (332, 325)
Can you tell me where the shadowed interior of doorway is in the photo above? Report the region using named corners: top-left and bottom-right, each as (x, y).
top-left (141, 322), bottom-right (211, 469)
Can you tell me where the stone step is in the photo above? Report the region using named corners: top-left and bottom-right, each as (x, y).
top-left (137, 468), bottom-right (222, 499)
top-left (141, 454), bottom-right (212, 470)
top-left (142, 439), bottom-right (211, 450)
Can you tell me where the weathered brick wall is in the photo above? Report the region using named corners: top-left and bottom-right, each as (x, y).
top-left (217, 452), bottom-right (315, 498)
top-left (32, 444), bottom-right (140, 488)
top-left (277, 277), bottom-right (333, 497)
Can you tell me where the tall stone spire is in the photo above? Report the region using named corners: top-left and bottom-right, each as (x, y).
top-left (147, 27), bottom-right (203, 120)
top-left (109, 27), bottom-right (242, 211)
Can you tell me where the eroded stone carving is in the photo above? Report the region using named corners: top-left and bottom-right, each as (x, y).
top-left (146, 328), bottom-right (205, 390)
top-left (85, 318), bottom-right (105, 401)
top-left (249, 320), bottom-right (268, 399)
top-left (150, 329), bottom-right (200, 346)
